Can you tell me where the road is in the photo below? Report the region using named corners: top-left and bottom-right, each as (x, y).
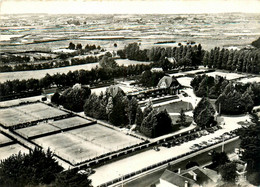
top-left (122, 138), bottom-right (240, 187)
top-left (89, 113), bottom-right (250, 187)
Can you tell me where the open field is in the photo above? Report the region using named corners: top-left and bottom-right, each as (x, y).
top-left (51, 116), bottom-right (92, 129)
top-left (0, 59), bottom-right (150, 83)
top-left (170, 115), bottom-right (193, 125)
top-left (155, 101), bottom-right (193, 113)
top-left (91, 86), bottom-right (109, 96)
top-left (0, 103), bottom-right (67, 128)
top-left (176, 77), bottom-right (193, 87)
top-left (237, 76), bottom-right (260, 84)
top-left (115, 59), bottom-right (151, 66)
top-left (205, 71), bottom-right (247, 80)
top-left (0, 144), bottom-right (29, 161)
top-left (0, 63), bottom-right (99, 82)
top-left (15, 122), bottom-right (59, 139)
top-left (33, 123), bottom-right (143, 164)
top-left (0, 133), bottom-right (13, 145)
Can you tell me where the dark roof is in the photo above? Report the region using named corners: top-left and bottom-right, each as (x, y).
top-left (182, 166), bottom-right (213, 185)
top-left (160, 169), bottom-right (195, 187)
top-left (157, 76), bottom-right (180, 88)
top-left (106, 85), bottom-right (124, 97)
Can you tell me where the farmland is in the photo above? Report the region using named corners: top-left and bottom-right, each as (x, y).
top-left (0, 59), bottom-right (150, 82)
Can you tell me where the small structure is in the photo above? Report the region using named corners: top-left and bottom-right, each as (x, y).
top-left (151, 67), bottom-right (163, 72)
top-left (158, 166), bottom-right (219, 187)
top-left (106, 85), bottom-right (125, 98)
top-left (157, 76), bottom-right (180, 95)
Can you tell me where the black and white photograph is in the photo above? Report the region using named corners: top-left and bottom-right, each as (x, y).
top-left (0, 0), bottom-right (259, 186)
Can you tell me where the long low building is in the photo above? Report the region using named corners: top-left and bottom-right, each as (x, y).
top-left (127, 76), bottom-right (181, 100)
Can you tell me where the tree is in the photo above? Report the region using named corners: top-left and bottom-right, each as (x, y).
top-left (108, 96), bottom-right (128, 126)
top-left (84, 93), bottom-right (107, 119)
top-left (251, 37), bottom-right (260, 48)
top-left (237, 120), bottom-right (260, 186)
top-left (219, 162), bottom-right (238, 184)
top-left (154, 110), bottom-right (173, 136)
top-left (60, 85), bottom-right (91, 112)
top-left (135, 106), bottom-right (143, 126)
top-left (193, 97), bottom-right (215, 127)
top-left (216, 82), bottom-right (254, 115)
top-left (202, 51), bottom-right (209, 67)
top-left (99, 56), bottom-right (118, 69)
top-left (143, 100), bottom-right (153, 118)
top-left (51, 92), bottom-right (60, 104)
top-left (217, 48), bottom-right (224, 69)
top-left (127, 98), bottom-right (139, 125)
top-left (55, 169), bottom-right (92, 187)
top-left (140, 109), bottom-right (173, 138)
top-left (0, 148), bottom-right (63, 187)
top-left (211, 151), bottom-right (230, 169)
top-left (68, 42), bottom-right (75, 50)
top-left (140, 110), bottom-right (157, 137)
top-left (176, 108), bottom-right (187, 126)
top-left (139, 70), bottom-right (165, 87)
top-left (76, 43), bottom-right (82, 50)
top-left (226, 50), bottom-right (234, 70)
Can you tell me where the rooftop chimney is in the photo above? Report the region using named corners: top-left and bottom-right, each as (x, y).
top-left (184, 180), bottom-right (188, 187)
top-left (193, 173), bottom-right (197, 181)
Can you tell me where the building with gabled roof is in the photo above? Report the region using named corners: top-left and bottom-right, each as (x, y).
top-left (157, 166), bottom-right (220, 187)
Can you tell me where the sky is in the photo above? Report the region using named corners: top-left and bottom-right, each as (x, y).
top-left (0, 0), bottom-right (260, 15)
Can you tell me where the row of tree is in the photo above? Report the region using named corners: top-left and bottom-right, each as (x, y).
top-left (117, 43), bottom-right (203, 68)
top-left (0, 56), bottom-right (99, 72)
top-left (193, 97), bottom-right (216, 127)
top-left (140, 101), bottom-right (177, 138)
top-left (84, 86), bottom-right (143, 127)
top-left (0, 148), bottom-right (92, 187)
top-left (212, 114), bottom-right (260, 186)
top-left (0, 63), bottom-right (151, 97)
top-left (191, 75), bottom-right (260, 114)
top-left (0, 54), bottom-right (30, 64)
top-left (202, 47), bottom-right (260, 74)
top-left (191, 74), bottom-right (229, 99)
top-left (237, 114), bottom-right (260, 186)
top-left (68, 42), bottom-right (101, 52)
top-left (83, 86), bottom-right (181, 138)
top-left (52, 84), bottom-right (91, 112)
top-left (139, 70), bottom-right (165, 87)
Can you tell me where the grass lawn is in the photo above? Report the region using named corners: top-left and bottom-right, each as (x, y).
top-left (170, 115), bottom-right (193, 125)
top-left (156, 101), bottom-right (193, 113)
